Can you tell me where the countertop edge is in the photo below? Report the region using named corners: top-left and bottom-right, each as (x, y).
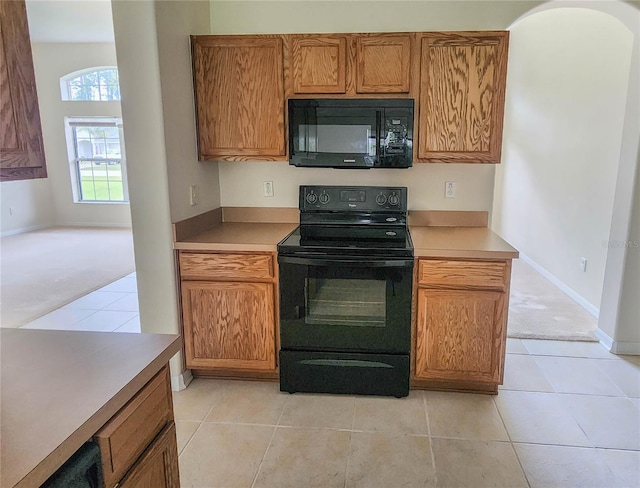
top-left (13, 334), bottom-right (181, 488)
top-left (173, 242), bottom-right (279, 252)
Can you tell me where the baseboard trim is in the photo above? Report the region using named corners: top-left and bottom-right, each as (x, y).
top-left (610, 341), bottom-right (640, 355)
top-left (518, 252), bottom-right (600, 319)
top-left (171, 369), bottom-right (193, 391)
top-left (1, 223), bottom-right (48, 238)
top-left (595, 328), bottom-right (614, 350)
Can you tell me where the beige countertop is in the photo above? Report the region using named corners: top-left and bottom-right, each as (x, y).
top-left (410, 226), bottom-right (519, 259)
top-left (173, 220), bottom-right (517, 260)
top-left (0, 329), bottom-right (181, 488)
top-left (174, 222), bottom-right (298, 252)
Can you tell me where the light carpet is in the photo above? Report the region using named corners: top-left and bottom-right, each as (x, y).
top-left (507, 259), bottom-right (598, 341)
top-left (0, 227), bottom-right (135, 328)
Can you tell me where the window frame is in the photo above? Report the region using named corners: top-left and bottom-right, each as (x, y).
top-left (65, 117), bottom-right (129, 204)
top-left (60, 66), bottom-right (121, 102)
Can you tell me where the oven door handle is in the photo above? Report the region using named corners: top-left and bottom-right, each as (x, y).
top-left (278, 256), bottom-right (414, 268)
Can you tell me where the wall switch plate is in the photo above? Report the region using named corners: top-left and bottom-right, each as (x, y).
top-left (445, 181), bottom-right (456, 198)
top-left (580, 257), bottom-right (587, 272)
top-left (263, 181), bottom-right (274, 197)
top-left (189, 185), bottom-right (199, 206)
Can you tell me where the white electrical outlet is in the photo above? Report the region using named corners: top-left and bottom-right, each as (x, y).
top-left (189, 185), bottom-right (199, 206)
top-left (580, 257), bottom-right (587, 272)
top-left (445, 181), bottom-right (456, 198)
top-left (263, 181), bottom-right (274, 197)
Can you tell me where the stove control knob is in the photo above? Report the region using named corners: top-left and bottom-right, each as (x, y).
top-left (388, 193), bottom-right (400, 206)
top-left (375, 193), bottom-right (387, 206)
top-left (319, 192), bottom-right (330, 204)
top-left (305, 192), bottom-right (318, 204)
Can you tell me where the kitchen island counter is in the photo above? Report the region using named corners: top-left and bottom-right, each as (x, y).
top-left (410, 225), bottom-right (519, 259)
top-left (0, 329), bottom-right (180, 488)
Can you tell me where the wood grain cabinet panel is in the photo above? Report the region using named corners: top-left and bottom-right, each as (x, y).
top-left (418, 259), bottom-right (506, 290)
top-left (356, 35), bottom-right (411, 93)
top-left (192, 36), bottom-right (285, 159)
top-left (415, 288), bottom-right (505, 384)
top-left (118, 422), bottom-right (179, 488)
top-left (179, 252), bottom-right (274, 281)
top-left (292, 35), bottom-right (347, 94)
top-left (182, 280), bottom-right (276, 371)
top-left (95, 368), bottom-right (173, 488)
top-left (0, 0), bottom-right (46, 181)
top-left (413, 258), bottom-right (511, 393)
top-left (418, 31), bottom-right (508, 163)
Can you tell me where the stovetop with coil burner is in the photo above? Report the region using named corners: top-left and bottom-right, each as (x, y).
top-left (278, 185), bottom-right (413, 259)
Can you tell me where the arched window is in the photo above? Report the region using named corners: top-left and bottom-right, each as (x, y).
top-left (60, 67), bottom-right (120, 101)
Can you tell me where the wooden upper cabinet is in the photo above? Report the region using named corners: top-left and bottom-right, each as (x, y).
top-left (0, 0), bottom-right (46, 181)
top-left (356, 35), bottom-right (411, 94)
top-left (418, 32), bottom-right (509, 163)
top-left (191, 36), bottom-right (285, 160)
top-left (292, 35), bottom-right (347, 94)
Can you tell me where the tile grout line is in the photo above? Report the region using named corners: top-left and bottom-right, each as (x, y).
top-left (342, 396), bottom-right (358, 488)
top-left (492, 394), bottom-right (532, 488)
top-left (249, 394), bottom-right (288, 488)
top-left (422, 391), bottom-right (439, 486)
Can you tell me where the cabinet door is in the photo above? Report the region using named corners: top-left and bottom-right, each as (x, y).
top-left (0, 0), bottom-right (46, 181)
top-left (356, 35), bottom-right (411, 93)
top-left (192, 36), bottom-right (285, 159)
top-left (415, 288), bottom-right (505, 383)
top-left (182, 281), bottom-right (276, 370)
top-left (418, 32), bottom-right (508, 163)
top-left (118, 423), bottom-right (179, 488)
top-left (292, 35), bottom-right (347, 94)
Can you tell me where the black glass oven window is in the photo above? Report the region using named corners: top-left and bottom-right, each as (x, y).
top-left (305, 278), bottom-right (386, 327)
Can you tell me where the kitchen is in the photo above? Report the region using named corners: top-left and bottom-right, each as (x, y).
top-left (2, 0), bottom-right (639, 487)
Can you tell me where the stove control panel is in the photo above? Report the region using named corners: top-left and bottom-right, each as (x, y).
top-left (300, 186), bottom-right (407, 212)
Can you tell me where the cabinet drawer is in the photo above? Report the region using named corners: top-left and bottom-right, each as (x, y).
top-left (179, 252), bottom-right (274, 281)
top-left (95, 367), bottom-right (172, 487)
top-left (418, 260), bottom-right (507, 290)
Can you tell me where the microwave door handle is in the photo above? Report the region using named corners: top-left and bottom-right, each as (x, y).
top-left (375, 110), bottom-right (382, 161)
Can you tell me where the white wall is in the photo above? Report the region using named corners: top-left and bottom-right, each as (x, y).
top-left (111, 0), bottom-right (214, 387)
top-left (615, 161), bottom-right (640, 346)
top-left (30, 43), bottom-right (132, 228)
top-left (0, 179), bottom-right (54, 236)
top-left (219, 163), bottom-right (495, 210)
top-left (210, 0), bottom-right (541, 211)
top-left (155, 2), bottom-right (220, 222)
top-left (492, 8), bottom-right (633, 310)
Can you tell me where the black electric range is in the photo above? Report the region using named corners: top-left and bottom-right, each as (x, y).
top-left (277, 186), bottom-right (414, 397)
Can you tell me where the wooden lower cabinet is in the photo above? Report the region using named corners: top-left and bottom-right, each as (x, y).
top-left (95, 366), bottom-right (179, 488)
top-left (413, 258), bottom-right (511, 393)
top-left (178, 251), bottom-right (278, 377)
top-left (118, 423), bottom-right (179, 488)
top-left (181, 280), bottom-right (276, 370)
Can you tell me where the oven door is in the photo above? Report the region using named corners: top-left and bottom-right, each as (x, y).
top-left (278, 255), bottom-right (413, 354)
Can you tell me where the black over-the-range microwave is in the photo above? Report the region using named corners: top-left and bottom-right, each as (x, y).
top-left (288, 98), bottom-right (414, 169)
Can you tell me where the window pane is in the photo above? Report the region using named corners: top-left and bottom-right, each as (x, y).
top-left (62, 68), bottom-right (121, 101)
top-left (77, 159), bottom-right (125, 202)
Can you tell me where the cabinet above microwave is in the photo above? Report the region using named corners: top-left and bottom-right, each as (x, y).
top-left (288, 99), bottom-right (414, 169)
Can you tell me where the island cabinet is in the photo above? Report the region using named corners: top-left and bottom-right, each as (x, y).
top-left (413, 258), bottom-right (512, 393)
top-left (417, 31), bottom-right (509, 163)
top-left (289, 33), bottom-right (413, 96)
top-left (191, 35), bottom-right (286, 161)
top-left (179, 251), bottom-right (278, 377)
top-left (95, 366), bottom-right (179, 488)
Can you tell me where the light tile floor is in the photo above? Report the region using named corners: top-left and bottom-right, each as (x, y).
top-left (20, 273), bottom-right (140, 333)
top-left (174, 339), bottom-right (640, 488)
top-left (18, 275), bottom-right (640, 486)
